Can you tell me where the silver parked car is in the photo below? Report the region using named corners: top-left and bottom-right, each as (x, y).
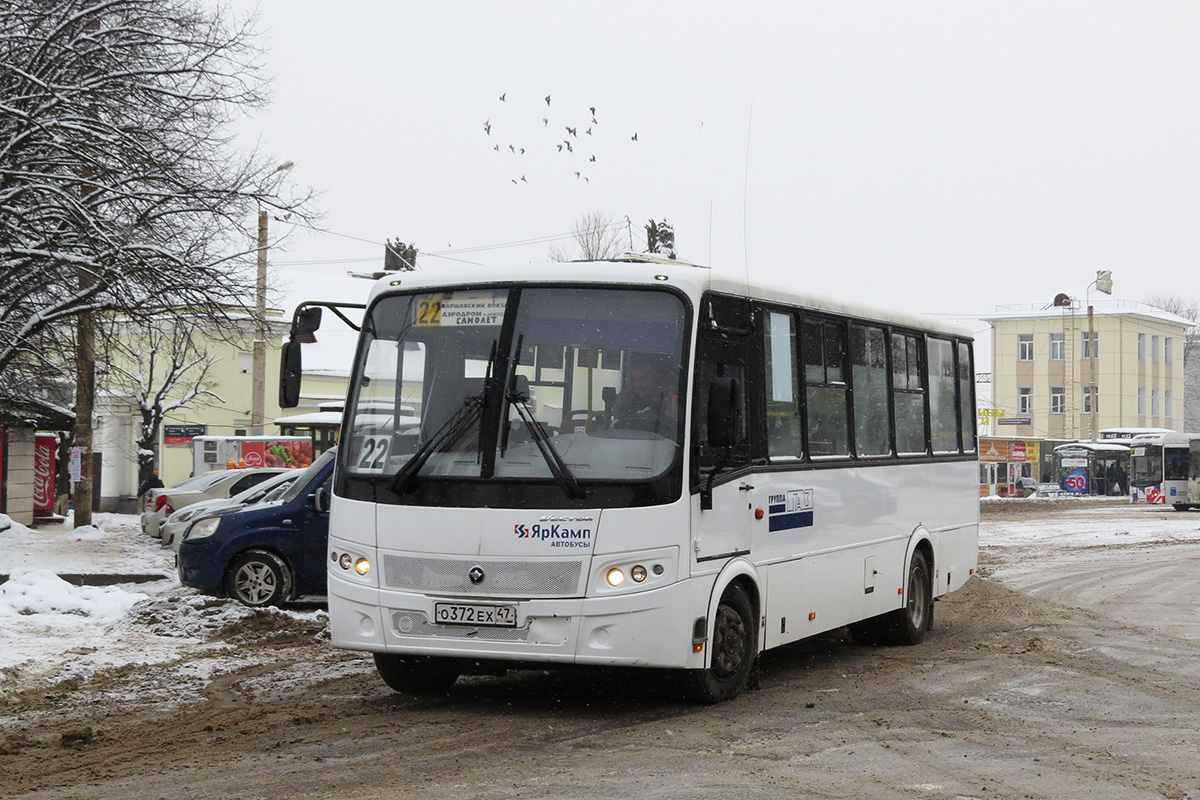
top-left (160, 470), bottom-right (301, 550)
top-left (140, 468), bottom-right (289, 539)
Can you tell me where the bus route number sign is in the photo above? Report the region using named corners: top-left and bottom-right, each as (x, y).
top-left (416, 293), bottom-right (506, 327)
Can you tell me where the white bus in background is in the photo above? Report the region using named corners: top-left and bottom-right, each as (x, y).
top-left (1098, 427), bottom-right (1175, 444)
top-left (281, 257), bottom-right (979, 703)
top-left (1129, 432), bottom-right (1198, 509)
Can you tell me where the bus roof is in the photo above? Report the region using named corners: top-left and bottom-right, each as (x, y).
top-left (368, 257), bottom-right (974, 340)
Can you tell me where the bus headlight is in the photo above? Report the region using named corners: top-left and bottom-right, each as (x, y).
top-left (593, 548), bottom-right (677, 594)
top-left (335, 551), bottom-right (371, 576)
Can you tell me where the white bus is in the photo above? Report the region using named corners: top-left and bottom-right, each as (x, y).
top-left (1129, 432), bottom-right (1197, 509)
top-left (283, 258), bottom-right (979, 702)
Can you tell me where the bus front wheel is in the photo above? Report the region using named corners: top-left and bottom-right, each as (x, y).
top-left (373, 653), bottom-right (460, 695)
top-left (685, 583), bottom-right (757, 704)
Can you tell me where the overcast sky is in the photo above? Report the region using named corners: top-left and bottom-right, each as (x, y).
top-left (234, 1), bottom-right (1200, 358)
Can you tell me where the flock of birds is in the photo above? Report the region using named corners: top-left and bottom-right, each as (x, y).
top-left (483, 92), bottom-right (638, 187)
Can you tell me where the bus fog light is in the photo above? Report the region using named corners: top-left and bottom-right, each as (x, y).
top-left (606, 568), bottom-right (625, 586)
top-left (652, 564), bottom-right (664, 576)
top-left (631, 565), bottom-right (647, 583)
top-left (354, 557), bottom-right (371, 575)
top-left (338, 553), bottom-right (352, 570)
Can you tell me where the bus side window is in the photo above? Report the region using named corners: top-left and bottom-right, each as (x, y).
top-left (850, 324), bottom-right (891, 456)
top-left (802, 316), bottom-right (849, 457)
top-left (764, 310), bottom-right (801, 459)
top-left (891, 332), bottom-right (928, 455)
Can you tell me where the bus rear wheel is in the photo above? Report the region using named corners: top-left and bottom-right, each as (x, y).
top-left (850, 550), bottom-right (932, 646)
top-left (685, 583), bottom-right (756, 704)
top-left (883, 549), bottom-right (932, 645)
top-left (373, 653), bottom-right (460, 695)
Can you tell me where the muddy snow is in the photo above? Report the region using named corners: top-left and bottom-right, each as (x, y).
top-left (2, 500), bottom-right (1200, 800)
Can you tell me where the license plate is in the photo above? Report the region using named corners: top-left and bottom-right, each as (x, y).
top-left (434, 602), bottom-right (517, 627)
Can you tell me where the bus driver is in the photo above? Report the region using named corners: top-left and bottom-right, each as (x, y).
top-left (608, 354), bottom-right (678, 437)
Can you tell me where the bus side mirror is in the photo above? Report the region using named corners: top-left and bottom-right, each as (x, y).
top-left (279, 340), bottom-right (302, 408)
top-left (294, 306), bottom-right (322, 339)
top-left (707, 377), bottom-right (741, 449)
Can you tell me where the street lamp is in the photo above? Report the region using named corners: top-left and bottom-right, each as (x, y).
top-left (1086, 270), bottom-right (1114, 442)
top-left (251, 161), bottom-right (294, 435)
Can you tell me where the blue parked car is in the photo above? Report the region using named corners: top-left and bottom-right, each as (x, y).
top-left (178, 447), bottom-right (335, 607)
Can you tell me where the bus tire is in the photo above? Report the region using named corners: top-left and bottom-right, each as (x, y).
top-left (373, 653), bottom-right (460, 695)
top-left (880, 549), bottom-right (932, 646)
top-left (224, 550), bottom-right (292, 608)
top-left (685, 583), bottom-right (756, 704)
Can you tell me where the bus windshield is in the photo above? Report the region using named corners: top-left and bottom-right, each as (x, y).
top-left (343, 286), bottom-right (688, 489)
top-left (1130, 444), bottom-right (1164, 487)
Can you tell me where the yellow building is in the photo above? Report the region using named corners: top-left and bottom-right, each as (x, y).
top-left (982, 300), bottom-right (1192, 441)
top-left (94, 311), bottom-right (349, 510)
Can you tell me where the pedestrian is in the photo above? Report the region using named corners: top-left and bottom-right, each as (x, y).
top-left (137, 470), bottom-right (164, 500)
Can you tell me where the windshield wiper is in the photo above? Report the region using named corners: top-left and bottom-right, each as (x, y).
top-left (507, 375), bottom-right (586, 500)
top-left (390, 394), bottom-right (484, 494)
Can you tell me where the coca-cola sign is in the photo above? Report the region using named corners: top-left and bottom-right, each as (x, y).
top-left (34, 434), bottom-right (56, 512)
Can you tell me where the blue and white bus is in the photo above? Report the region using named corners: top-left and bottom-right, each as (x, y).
top-left (282, 257), bottom-right (979, 702)
top-left (1130, 432), bottom-right (1197, 509)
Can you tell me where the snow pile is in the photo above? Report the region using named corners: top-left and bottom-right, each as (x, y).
top-left (0, 568), bottom-right (149, 626)
top-left (0, 512), bottom-right (325, 698)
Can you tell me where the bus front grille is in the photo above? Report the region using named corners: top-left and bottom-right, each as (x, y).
top-left (381, 555), bottom-right (583, 597)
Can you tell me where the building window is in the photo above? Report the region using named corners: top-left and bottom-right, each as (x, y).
top-left (1138, 334), bottom-right (1146, 361)
top-left (1050, 386), bottom-right (1065, 414)
top-left (1083, 387), bottom-right (1097, 414)
top-left (1152, 388), bottom-right (1160, 416)
top-left (1017, 333), bottom-right (1034, 361)
top-left (1166, 390), bottom-right (1174, 418)
top-left (1081, 331), bottom-right (1098, 359)
top-left (1048, 332), bottom-right (1064, 360)
top-left (1152, 335), bottom-right (1160, 364)
top-left (1018, 387), bottom-right (1033, 414)
top-left (1138, 387), bottom-right (1146, 415)
top-left (1165, 337), bottom-right (1174, 365)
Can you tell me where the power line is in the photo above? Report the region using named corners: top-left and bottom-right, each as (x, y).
top-left (271, 217), bottom-right (639, 266)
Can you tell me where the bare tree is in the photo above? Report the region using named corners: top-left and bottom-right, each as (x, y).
top-left (97, 316), bottom-right (224, 491)
top-left (0, 0), bottom-right (312, 408)
top-left (548, 210), bottom-right (628, 261)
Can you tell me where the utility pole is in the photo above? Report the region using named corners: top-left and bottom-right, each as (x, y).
top-left (1087, 270), bottom-right (1114, 442)
top-left (251, 209), bottom-right (267, 435)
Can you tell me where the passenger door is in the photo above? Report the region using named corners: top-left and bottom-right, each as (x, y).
top-left (691, 294), bottom-right (757, 562)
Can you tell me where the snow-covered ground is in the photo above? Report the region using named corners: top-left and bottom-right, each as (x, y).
top-left (0, 512), bottom-right (326, 696)
top-left (3, 501), bottom-right (1200, 699)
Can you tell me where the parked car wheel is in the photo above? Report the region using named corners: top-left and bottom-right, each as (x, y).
top-left (224, 550), bottom-right (293, 607)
